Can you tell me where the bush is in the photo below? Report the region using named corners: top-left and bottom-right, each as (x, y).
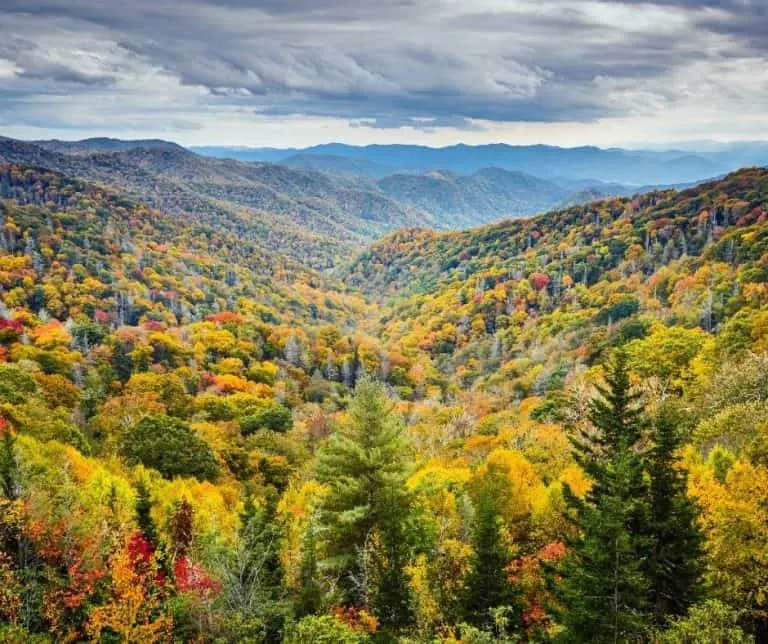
top-left (121, 414), bottom-right (219, 481)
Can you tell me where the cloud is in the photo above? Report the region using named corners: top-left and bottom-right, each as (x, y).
top-left (0, 0), bottom-right (765, 144)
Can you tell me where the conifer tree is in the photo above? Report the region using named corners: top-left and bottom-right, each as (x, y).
top-left (315, 376), bottom-right (413, 630)
top-left (134, 479), bottom-right (157, 544)
top-left (554, 350), bottom-right (650, 642)
top-left (214, 490), bottom-right (289, 642)
top-left (242, 492), bottom-right (287, 640)
top-left (644, 405), bottom-right (704, 623)
top-left (464, 465), bottom-right (520, 630)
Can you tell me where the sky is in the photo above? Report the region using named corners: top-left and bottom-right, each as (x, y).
top-left (0, 0), bottom-right (766, 148)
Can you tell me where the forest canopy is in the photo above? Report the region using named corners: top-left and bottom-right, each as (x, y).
top-left (0, 164), bottom-right (767, 641)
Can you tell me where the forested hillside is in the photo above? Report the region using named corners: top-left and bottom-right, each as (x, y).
top-left (376, 168), bottom-right (575, 227)
top-left (4, 137), bottom-right (686, 251)
top-left (0, 137), bottom-right (433, 269)
top-left (0, 162), bottom-right (767, 642)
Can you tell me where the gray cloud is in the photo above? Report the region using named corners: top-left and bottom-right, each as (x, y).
top-left (0, 0), bottom-right (765, 142)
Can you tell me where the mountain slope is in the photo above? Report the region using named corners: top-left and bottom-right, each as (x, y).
top-left (0, 137), bottom-right (434, 269)
top-left (377, 168), bottom-right (573, 227)
top-left (280, 153), bottom-right (395, 178)
top-left (33, 137), bottom-right (186, 155)
top-left (344, 167), bottom-right (768, 390)
top-left (0, 163), bottom-right (366, 328)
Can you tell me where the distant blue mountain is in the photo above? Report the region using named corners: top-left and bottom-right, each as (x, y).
top-left (280, 153), bottom-right (396, 179)
top-left (192, 141), bottom-right (767, 185)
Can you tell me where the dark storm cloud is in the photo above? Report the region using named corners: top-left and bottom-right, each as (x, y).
top-left (0, 0), bottom-right (765, 133)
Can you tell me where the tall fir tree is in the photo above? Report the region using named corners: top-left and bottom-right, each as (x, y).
top-left (463, 464), bottom-right (520, 630)
top-left (553, 349), bottom-right (650, 642)
top-left (315, 377), bottom-right (413, 630)
top-left (134, 479), bottom-right (157, 545)
top-left (644, 405), bottom-right (704, 623)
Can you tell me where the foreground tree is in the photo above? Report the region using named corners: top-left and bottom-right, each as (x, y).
top-left (554, 350), bottom-right (650, 642)
top-left (213, 493), bottom-right (289, 641)
top-left (463, 464), bottom-right (520, 631)
top-left (644, 405), bottom-right (704, 623)
top-left (316, 377), bottom-right (413, 630)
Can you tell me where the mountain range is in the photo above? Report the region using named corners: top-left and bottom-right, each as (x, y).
top-left (0, 136), bottom-right (429, 270)
top-left (4, 135), bottom-right (765, 275)
top-left (0, 136), bottom-right (657, 264)
top-left (191, 140), bottom-right (768, 185)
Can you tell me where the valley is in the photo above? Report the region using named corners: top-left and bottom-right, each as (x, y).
top-left (0, 137), bottom-right (767, 642)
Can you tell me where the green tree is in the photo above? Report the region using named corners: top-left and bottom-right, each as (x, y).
top-left (554, 350), bottom-right (650, 642)
top-left (655, 600), bottom-right (753, 644)
top-left (645, 406), bottom-right (704, 623)
top-left (315, 377), bottom-right (413, 630)
top-left (0, 365), bottom-right (39, 405)
top-left (134, 479), bottom-right (157, 544)
top-left (0, 424), bottom-right (18, 500)
top-left (463, 464), bottom-right (520, 630)
top-left (121, 414), bottom-right (219, 481)
top-left (216, 493), bottom-right (290, 642)
top-left (295, 515), bottom-right (324, 618)
top-left (283, 615), bottom-right (365, 644)
top-left (240, 403), bottom-right (293, 435)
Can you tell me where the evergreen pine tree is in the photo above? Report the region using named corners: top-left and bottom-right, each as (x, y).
top-left (464, 465), bottom-right (520, 630)
top-left (135, 479), bottom-right (157, 544)
top-left (644, 405), bottom-right (704, 623)
top-left (554, 350), bottom-right (650, 642)
top-left (315, 376), bottom-right (413, 630)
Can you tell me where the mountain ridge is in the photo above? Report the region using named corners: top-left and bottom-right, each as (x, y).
top-left (192, 140), bottom-right (768, 184)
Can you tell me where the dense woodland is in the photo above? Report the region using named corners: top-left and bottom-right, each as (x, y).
top-left (0, 159), bottom-right (767, 642)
